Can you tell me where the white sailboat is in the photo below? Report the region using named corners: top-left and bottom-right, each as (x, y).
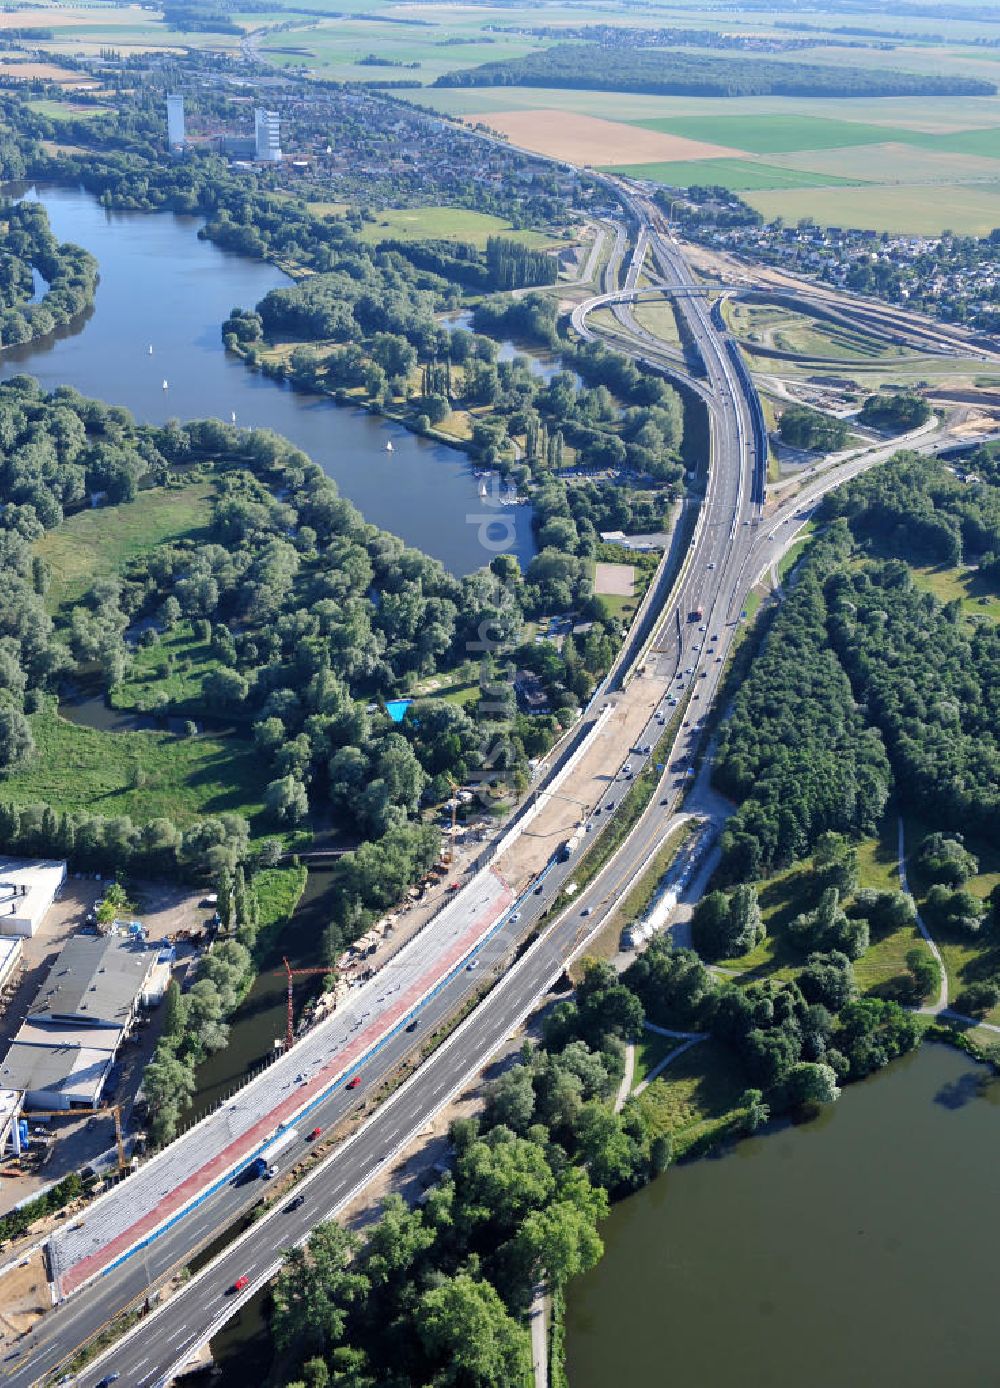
top-left (162, 379), bottom-right (169, 390)
top-left (231, 411), bottom-right (237, 424)
top-left (385, 439), bottom-right (394, 452)
top-left (478, 479), bottom-right (488, 498)
top-left (147, 344), bottom-right (153, 355)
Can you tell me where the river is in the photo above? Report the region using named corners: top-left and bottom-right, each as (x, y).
top-left (1, 183), bottom-right (535, 576)
top-left (566, 1043), bottom-right (1000, 1388)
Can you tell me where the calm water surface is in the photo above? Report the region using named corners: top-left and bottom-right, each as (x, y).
top-left (3, 183), bottom-right (534, 575)
top-left (567, 1044), bottom-right (1000, 1388)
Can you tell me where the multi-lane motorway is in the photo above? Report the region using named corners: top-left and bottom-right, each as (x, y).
top-left (5, 183), bottom-right (972, 1388)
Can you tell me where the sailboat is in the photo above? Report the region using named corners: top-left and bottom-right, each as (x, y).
top-left (162, 379), bottom-right (168, 390)
top-left (385, 439), bottom-right (394, 452)
top-left (478, 479), bottom-right (488, 498)
top-left (147, 344), bottom-right (153, 355)
top-left (231, 411), bottom-right (237, 424)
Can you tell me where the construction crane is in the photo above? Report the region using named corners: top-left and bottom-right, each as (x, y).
top-left (27, 1104), bottom-right (127, 1174)
top-left (274, 956), bottom-right (334, 1053)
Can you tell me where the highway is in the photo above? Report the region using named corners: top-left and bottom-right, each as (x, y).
top-left (5, 181), bottom-right (964, 1387)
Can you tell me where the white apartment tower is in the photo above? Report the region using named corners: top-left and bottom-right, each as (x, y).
top-left (254, 108), bottom-right (281, 163)
top-left (166, 93), bottom-right (185, 148)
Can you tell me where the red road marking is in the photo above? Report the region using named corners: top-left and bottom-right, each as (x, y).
top-left (60, 877), bottom-right (513, 1295)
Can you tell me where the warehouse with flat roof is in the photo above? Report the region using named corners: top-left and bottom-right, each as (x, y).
top-left (0, 932), bottom-right (161, 1109)
top-left (30, 934), bottom-right (158, 1030)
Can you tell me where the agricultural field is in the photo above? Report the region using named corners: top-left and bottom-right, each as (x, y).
top-left (605, 157), bottom-right (863, 191)
top-left (743, 181), bottom-right (1000, 236)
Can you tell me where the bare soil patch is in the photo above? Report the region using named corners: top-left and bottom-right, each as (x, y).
top-left (0, 1249), bottom-right (49, 1343)
top-left (594, 562), bottom-right (635, 598)
top-left (464, 109), bottom-right (740, 166)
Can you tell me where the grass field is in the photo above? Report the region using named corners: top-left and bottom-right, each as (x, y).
top-left (356, 205), bottom-right (558, 250)
top-left (26, 98), bottom-right (109, 120)
top-left (631, 297), bottom-right (682, 349)
top-left (0, 703), bottom-right (265, 828)
top-left (114, 621), bottom-right (224, 714)
top-left (770, 142), bottom-right (1000, 185)
top-left (35, 483), bottom-right (214, 614)
top-left (632, 1031), bottom-right (685, 1087)
top-left (603, 157), bottom-right (865, 191)
top-left (633, 1039), bottom-right (746, 1155)
top-left (909, 563), bottom-right (1000, 621)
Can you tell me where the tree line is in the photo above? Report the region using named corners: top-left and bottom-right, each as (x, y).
top-left (434, 42), bottom-right (995, 97)
top-left (0, 199), bottom-right (98, 349)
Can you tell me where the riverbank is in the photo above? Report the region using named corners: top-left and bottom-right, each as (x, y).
top-left (566, 1042), bottom-right (1000, 1388)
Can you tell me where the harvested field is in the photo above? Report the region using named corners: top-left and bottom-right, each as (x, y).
top-left (0, 59), bottom-right (93, 82)
top-left (594, 562), bottom-right (635, 598)
top-left (0, 4), bottom-right (149, 26)
top-left (464, 108), bottom-right (739, 166)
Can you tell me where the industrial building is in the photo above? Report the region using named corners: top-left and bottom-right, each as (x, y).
top-left (0, 933), bottom-right (163, 1110)
top-left (254, 108), bottom-right (281, 162)
top-left (166, 92), bottom-right (185, 148)
top-left (30, 933), bottom-right (160, 1030)
top-left (0, 858), bottom-right (66, 938)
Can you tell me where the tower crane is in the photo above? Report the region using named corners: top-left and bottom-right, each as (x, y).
top-left (274, 956), bottom-right (335, 1053)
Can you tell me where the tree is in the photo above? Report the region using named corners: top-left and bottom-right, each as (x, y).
top-left (265, 774), bottom-right (309, 826)
top-left (787, 1061), bottom-right (840, 1107)
top-left (799, 951), bottom-right (856, 1010)
top-left (0, 708), bottom-right (33, 773)
top-left (739, 1088), bottom-right (770, 1133)
top-left (916, 832), bottom-right (978, 888)
top-left (511, 1199), bottom-right (604, 1291)
top-left (903, 946), bottom-right (940, 1004)
top-left (143, 1048), bottom-right (195, 1144)
top-left (417, 1274), bottom-right (532, 1387)
top-left (955, 979), bottom-right (1000, 1017)
top-left (272, 1222), bottom-right (367, 1357)
top-left (691, 885), bottom-right (764, 961)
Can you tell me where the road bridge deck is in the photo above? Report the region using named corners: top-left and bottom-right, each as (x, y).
top-left (50, 870), bottom-right (513, 1296)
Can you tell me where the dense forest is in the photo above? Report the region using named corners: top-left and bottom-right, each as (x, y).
top-left (435, 43), bottom-right (995, 97)
top-left (0, 199), bottom-right (98, 348)
top-left (716, 447), bottom-right (1000, 878)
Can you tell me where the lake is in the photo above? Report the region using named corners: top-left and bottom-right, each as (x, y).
top-left (566, 1043), bottom-right (1000, 1388)
top-left (2, 183), bottom-right (535, 576)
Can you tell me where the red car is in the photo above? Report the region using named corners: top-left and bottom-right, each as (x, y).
top-left (308, 1126), bottom-right (322, 1139)
top-left (346, 1076), bottom-right (361, 1090)
top-left (229, 1276), bottom-right (249, 1294)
